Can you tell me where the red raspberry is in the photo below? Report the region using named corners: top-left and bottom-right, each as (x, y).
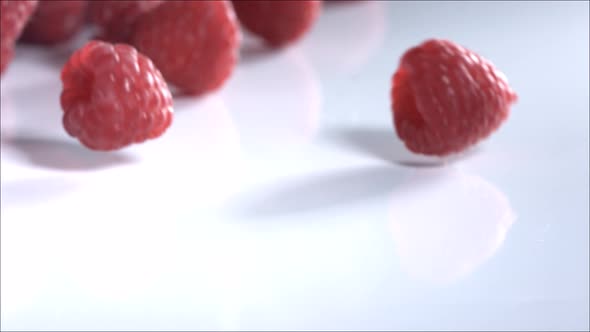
top-left (88, 0), bottom-right (162, 43)
top-left (131, 0), bottom-right (240, 96)
top-left (0, 0), bottom-right (38, 75)
top-left (21, 0), bottom-right (87, 45)
top-left (391, 39), bottom-right (518, 156)
top-left (60, 41), bottom-right (174, 151)
top-left (232, 0), bottom-right (321, 47)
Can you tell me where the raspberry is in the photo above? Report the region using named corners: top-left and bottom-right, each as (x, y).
top-left (60, 41), bottom-right (174, 151)
top-left (391, 39), bottom-right (518, 156)
top-left (21, 0), bottom-right (87, 45)
top-left (232, 0), bottom-right (321, 47)
top-left (0, 0), bottom-right (38, 75)
top-left (88, 0), bottom-right (161, 43)
top-left (131, 0), bottom-right (240, 96)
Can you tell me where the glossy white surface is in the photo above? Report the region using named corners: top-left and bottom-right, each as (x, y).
top-left (1, 1), bottom-right (589, 330)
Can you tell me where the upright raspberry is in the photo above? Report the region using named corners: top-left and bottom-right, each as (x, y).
top-left (232, 0), bottom-right (321, 47)
top-left (391, 39), bottom-right (518, 156)
top-left (88, 0), bottom-right (162, 43)
top-left (21, 0), bottom-right (87, 45)
top-left (60, 41), bottom-right (173, 151)
top-left (131, 0), bottom-right (240, 96)
top-left (0, 0), bottom-right (38, 75)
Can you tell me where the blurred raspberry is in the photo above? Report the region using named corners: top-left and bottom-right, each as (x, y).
top-left (232, 0), bottom-right (321, 47)
top-left (21, 0), bottom-right (87, 45)
top-left (0, 0), bottom-right (38, 75)
top-left (88, 0), bottom-right (162, 43)
top-left (132, 0), bottom-right (240, 96)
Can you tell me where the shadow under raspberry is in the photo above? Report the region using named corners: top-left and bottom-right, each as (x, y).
top-left (227, 165), bottom-right (407, 219)
top-left (4, 136), bottom-right (136, 171)
top-left (324, 128), bottom-right (479, 167)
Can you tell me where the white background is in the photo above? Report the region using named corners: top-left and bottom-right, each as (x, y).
top-left (1, 1), bottom-right (589, 330)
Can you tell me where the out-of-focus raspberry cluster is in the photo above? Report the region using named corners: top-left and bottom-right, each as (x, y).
top-left (1, 0), bottom-right (321, 151)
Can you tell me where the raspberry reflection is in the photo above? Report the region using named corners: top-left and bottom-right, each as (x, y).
top-left (223, 44), bottom-right (322, 152)
top-left (302, 0), bottom-right (386, 74)
top-left (389, 169), bottom-right (515, 285)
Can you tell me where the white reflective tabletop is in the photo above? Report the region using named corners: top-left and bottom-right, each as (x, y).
top-left (1, 1), bottom-right (589, 330)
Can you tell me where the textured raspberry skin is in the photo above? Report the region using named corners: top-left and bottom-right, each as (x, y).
top-left (88, 0), bottom-right (161, 43)
top-left (21, 0), bottom-right (87, 45)
top-left (0, 0), bottom-right (38, 75)
top-left (60, 41), bottom-right (174, 151)
top-left (232, 0), bottom-right (321, 47)
top-left (131, 0), bottom-right (240, 96)
top-left (391, 39), bottom-right (518, 156)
